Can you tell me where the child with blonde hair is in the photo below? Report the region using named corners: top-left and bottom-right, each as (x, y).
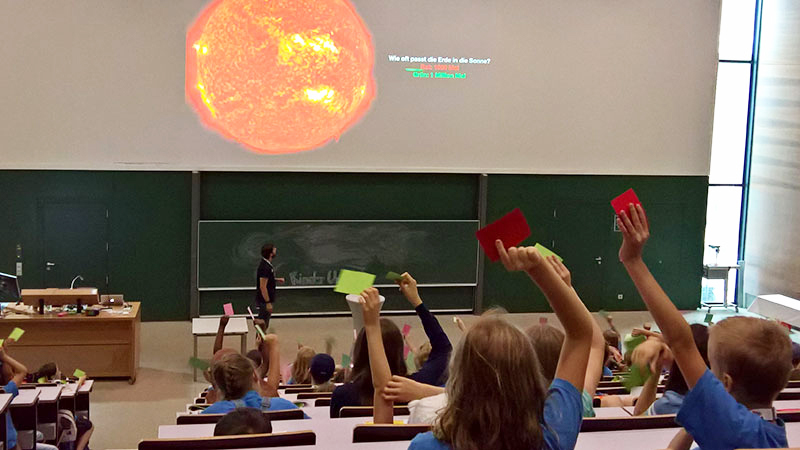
top-left (288, 346), bottom-right (315, 385)
top-left (202, 334), bottom-right (299, 415)
top-left (402, 240), bottom-right (595, 449)
top-left (617, 203), bottom-right (792, 449)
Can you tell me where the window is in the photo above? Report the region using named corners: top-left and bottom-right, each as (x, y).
top-left (702, 0), bottom-right (760, 307)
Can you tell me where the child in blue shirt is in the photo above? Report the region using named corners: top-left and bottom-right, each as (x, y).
top-left (617, 203), bottom-right (792, 450)
top-left (202, 334), bottom-right (300, 416)
top-left (1, 341), bottom-right (28, 450)
top-left (407, 240), bottom-right (595, 450)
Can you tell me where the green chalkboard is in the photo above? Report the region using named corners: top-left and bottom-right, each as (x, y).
top-left (198, 221), bottom-right (479, 289)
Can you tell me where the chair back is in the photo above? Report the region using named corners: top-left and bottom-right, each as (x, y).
top-left (353, 424), bottom-right (432, 443)
top-left (315, 398), bottom-right (332, 407)
top-left (138, 431), bottom-right (315, 449)
top-left (284, 387), bottom-right (316, 394)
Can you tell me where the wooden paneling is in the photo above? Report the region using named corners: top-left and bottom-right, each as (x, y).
top-left (744, 0), bottom-right (800, 301)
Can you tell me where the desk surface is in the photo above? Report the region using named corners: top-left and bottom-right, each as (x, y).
top-left (11, 388), bottom-right (39, 407)
top-left (0, 393), bottom-right (12, 414)
top-left (61, 380), bottom-right (94, 398)
top-left (192, 317), bottom-right (248, 335)
top-left (36, 386), bottom-right (62, 403)
top-left (2, 302), bottom-right (140, 323)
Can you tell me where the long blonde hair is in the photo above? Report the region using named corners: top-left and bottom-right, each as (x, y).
top-left (434, 315), bottom-right (548, 450)
top-left (291, 346), bottom-right (316, 385)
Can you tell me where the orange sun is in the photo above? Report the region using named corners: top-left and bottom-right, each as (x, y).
top-left (186, 0), bottom-right (375, 154)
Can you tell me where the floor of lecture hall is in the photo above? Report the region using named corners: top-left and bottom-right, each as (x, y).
top-left (91, 307), bottom-right (760, 450)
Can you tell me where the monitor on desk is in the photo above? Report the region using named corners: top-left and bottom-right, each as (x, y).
top-left (0, 272), bottom-right (21, 302)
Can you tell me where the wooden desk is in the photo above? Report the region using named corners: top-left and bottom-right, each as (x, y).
top-left (0, 303), bottom-right (141, 383)
top-left (35, 386), bottom-right (62, 443)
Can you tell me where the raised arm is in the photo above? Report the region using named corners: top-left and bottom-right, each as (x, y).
top-left (397, 273), bottom-right (452, 385)
top-left (361, 287), bottom-right (394, 424)
top-left (0, 345), bottom-right (28, 385)
top-left (213, 315), bottom-right (230, 355)
top-left (260, 334), bottom-right (281, 397)
top-left (496, 240), bottom-right (594, 391)
top-left (617, 204), bottom-right (706, 388)
top-left (546, 256), bottom-right (606, 396)
top-left (383, 375), bottom-right (445, 403)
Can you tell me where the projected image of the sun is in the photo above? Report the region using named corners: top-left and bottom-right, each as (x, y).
top-left (186, 0), bottom-right (375, 154)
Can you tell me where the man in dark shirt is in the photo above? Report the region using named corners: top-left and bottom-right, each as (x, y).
top-left (255, 243), bottom-right (284, 329)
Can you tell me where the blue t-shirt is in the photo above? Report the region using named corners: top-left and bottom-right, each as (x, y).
top-left (5, 380), bottom-right (18, 449)
top-left (409, 378), bottom-right (582, 450)
top-left (676, 369), bottom-right (787, 450)
top-left (202, 390), bottom-right (301, 415)
top-left (602, 366), bottom-right (613, 377)
top-left (646, 390), bottom-right (684, 416)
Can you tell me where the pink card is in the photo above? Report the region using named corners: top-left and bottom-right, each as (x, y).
top-left (403, 344), bottom-right (411, 358)
top-left (539, 317), bottom-right (548, 325)
top-left (402, 324), bottom-right (411, 336)
top-left (475, 208), bottom-right (531, 262)
top-left (611, 188), bottom-right (642, 216)
top-left (223, 303), bottom-right (234, 316)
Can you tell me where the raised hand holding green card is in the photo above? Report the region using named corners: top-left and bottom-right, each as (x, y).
top-left (334, 269), bottom-right (375, 295)
top-left (534, 243), bottom-right (563, 261)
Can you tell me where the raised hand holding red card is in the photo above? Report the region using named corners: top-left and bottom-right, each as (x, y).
top-left (611, 188), bottom-right (643, 215)
top-left (475, 208), bottom-right (531, 262)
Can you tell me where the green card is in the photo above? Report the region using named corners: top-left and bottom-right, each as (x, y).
top-left (704, 313), bottom-right (714, 324)
top-left (386, 271), bottom-right (403, 281)
top-left (341, 353), bottom-right (351, 368)
top-left (0, 339), bottom-right (5, 348)
top-left (621, 364), bottom-right (651, 391)
top-left (8, 327), bottom-right (24, 341)
top-left (334, 269), bottom-right (376, 295)
top-left (534, 243), bottom-right (563, 261)
top-left (405, 351), bottom-right (416, 372)
top-left (73, 369), bottom-right (86, 378)
top-left (623, 334), bottom-right (647, 354)
top-left (188, 357), bottom-right (210, 371)
top-left (254, 324), bottom-right (266, 340)
top-left (37, 377), bottom-right (47, 384)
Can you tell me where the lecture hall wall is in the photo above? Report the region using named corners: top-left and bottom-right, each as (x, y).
top-left (0, 0), bottom-right (720, 320)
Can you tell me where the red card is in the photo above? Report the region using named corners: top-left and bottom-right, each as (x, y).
top-left (611, 188), bottom-right (642, 215)
top-left (403, 344), bottom-right (411, 358)
top-left (475, 208), bottom-right (531, 262)
top-left (402, 324), bottom-right (411, 336)
top-left (223, 303), bottom-right (234, 316)
top-left (539, 317), bottom-right (548, 325)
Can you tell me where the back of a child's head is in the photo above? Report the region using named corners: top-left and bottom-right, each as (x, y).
top-left (350, 318), bottom-right (406, 403)
top-left (310, 353), bottom-right (335, 385)
top-left (437, 315), bottom-right (548, 450)
top-left (291, 346), bottom-right (316, 384)
top-left (213, 407), bottom-right (272, 436)
top-left (664, 323), bottom-right (710, 395)
top-left (34, 362), bottom-right (59, 381)
top-left (414, 342), bottom-right (432, 371)
top-left (710, 317), bottom-right (792, 405)
top-left (791, 342), bottom-right (800, 367)
top-left (246, 349), bottom-right (263, 368)
top-left (603, 329), bottom-right (620, 349)
top-left (212, 353), bottom-right (255, 401)
top-left (525, 323), bottom-right (565, 384)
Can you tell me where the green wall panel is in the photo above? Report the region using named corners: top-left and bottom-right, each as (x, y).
top-left (483, 175), bottom-right (708, 313)
top-left (0, 171), bottom-right (191, 321)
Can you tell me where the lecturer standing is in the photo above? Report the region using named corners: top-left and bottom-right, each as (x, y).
top-left (255, 243), bottom-right (284, 329)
